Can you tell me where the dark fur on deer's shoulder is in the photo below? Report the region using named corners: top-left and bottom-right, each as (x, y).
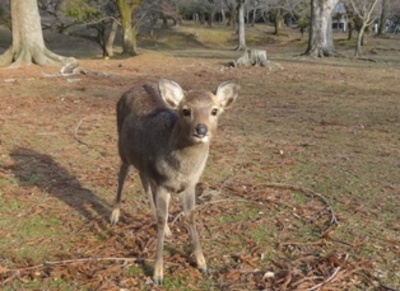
top-left (116, 83), bottom-right (171, 134)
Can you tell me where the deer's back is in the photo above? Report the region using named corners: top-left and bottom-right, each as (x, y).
top-left (117, 83), bottom-right (179, 168)
top-left (117, 83), bottom-right (168, 133)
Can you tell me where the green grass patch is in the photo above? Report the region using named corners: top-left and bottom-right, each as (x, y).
top-left (217, 208), bottom-right (259, 224)
top-left (0, 215), bottom-right (62, 261)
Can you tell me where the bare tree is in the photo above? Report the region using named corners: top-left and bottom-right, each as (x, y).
top-left (0, 0), bottom-right (75, 67)
top-left (350, 0), bottom-right (381, 56)
top-left (257, 0), bottom-right (307, 34)
top-left (157, 0), bottom-right (183, 28)
top-left (225, 0), bottom-right (237, 28)
top-left (64, 0), bottom-right (119, 57)
top-left (38, 0), bottom-right (76, 33)
top-left (236, 0), bottom-right (247, 50)
top-left (271, 7), bottom-right (285, 34)
top-left (377, 0), bottom-right (389, 35)
top-left (304, 0), bottom-right (338, 57)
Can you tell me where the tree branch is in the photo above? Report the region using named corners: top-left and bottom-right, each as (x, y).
top-left (261, 182), bottom-right (339, 227)
top-left (306, 253), bottom-right (350, 291)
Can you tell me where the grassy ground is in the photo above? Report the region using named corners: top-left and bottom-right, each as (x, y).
top-left (0, 23), bottom-right (399, 290)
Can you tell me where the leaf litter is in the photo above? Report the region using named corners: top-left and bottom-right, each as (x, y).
top-left (0, 176), bottom-right (385, 290)
top-left (0, 54), bottom-right (399, 290)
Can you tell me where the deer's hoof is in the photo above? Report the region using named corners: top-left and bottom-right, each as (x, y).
top-left (164, 225), bottom-right (172, 239)
top-left (199, 266), bottom-right (209, 275)
top-left (153, 276), bottom-right (163, 285)
top-left (110, 208), bottom-right (120, 225)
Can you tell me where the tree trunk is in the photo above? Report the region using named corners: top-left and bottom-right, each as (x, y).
top-left (0, 0), bottom-right (74, 67)
top-left (361, 28), bottom-right (368, 46)
top-left (116, 0), bottom-right (139, 56)
top-left (105, 19), bottom-right (118, 57)
top-left (347, 20), bottom-right (353, 40)
top-left (207, 5), bottom-right (214, 27)
top-left (236, 0), bottom-right (246, 51)
top-left (94, 24), bottom-right (107, 57)
top-left (377, 0), bottom-right (388, 35)
top-left (162, 17), bottom-right (168, 28)
top-left (220, 8), bottom-right (226, 23)
top-left (350, 0), bottom-right (379, 56)
top-left (304, 0), bottom-right (338, 57)
top-left (273, 9), bottom-right (283, 34)
top-left (355, 24), bottom-right (366, 57)
top-left (199, 13), bottom-right (205, 24)
top-left (227, 5), bottom-right (236, 30)
top-left (251, 2), bottom-right (256, 27)
top-left (326, 16), bottom-right (334, 49)
top-left (207, 11), bottom-right (213, 27)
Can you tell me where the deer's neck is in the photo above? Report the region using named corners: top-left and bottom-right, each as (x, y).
top-left (166, 123), bottom-right (210, 169)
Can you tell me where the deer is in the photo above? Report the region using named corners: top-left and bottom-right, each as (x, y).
top-left (110, 79), bottom-right (240, 285)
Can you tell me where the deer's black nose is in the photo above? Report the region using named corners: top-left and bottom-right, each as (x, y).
top-left (195, 124), bottom-right (208, 137)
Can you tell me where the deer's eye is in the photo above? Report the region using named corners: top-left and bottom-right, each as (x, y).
top-left (182, 108), bottom-right (191, 116)
top-left (211, 108), bottom-right (218, 116)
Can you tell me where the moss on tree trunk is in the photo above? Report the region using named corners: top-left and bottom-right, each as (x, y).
top-left (116, 0), bottom-right (142, 57)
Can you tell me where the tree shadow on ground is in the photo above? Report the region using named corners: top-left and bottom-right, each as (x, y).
top-left (7, 147), bottom-right (116, 223)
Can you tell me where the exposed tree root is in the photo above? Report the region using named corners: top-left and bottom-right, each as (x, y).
top-left (171, 181), bottom-right (338, 237)
top-left (1, 256), bottom-right (181, 276)
top-left (301, 48), bottom-right (338, 58)
top-left (356, 57), bottom-right (378, 63)
top-left (260, 182), bottom-right (338, 227)
top-left (0, 45), bottom-right (76, 67)
top-left (74, 117), bottom-right (90, 146)
top-left (0, 48), bottom-right (14, 67)
top-left (73, 115), bottom-right (107, 147)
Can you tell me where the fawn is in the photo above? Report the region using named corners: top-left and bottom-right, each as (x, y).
top-left (110, 79), bottom-right (240, 284)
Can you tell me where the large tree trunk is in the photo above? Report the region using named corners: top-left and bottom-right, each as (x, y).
top-left (226, 4), bottom-right (236, 30)
top-left (377, 0), bottom-right (388, 35)
top-left (236, 0), bottom-right (247, 51)
top-left (105, 19), bottom-right (118, 57)
top-left (251, 1), bottom-right (256, 27)
top-left (0, 0), bottom-right (74, 67)
top-left (207, 5), bottom-right (214, 27)
top-left (116, 0), bottom-right (140, 56)
top-left (272, 9), bottom-right (283, 35)
top-left (220, 8), bottom-right (226, 23)
top-left (304, 0), bottom-right (338, 57)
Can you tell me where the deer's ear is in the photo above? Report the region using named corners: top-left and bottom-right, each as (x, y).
top-left (215, 81), bottom-right (240, 109)
top-left (159, 79), bottom-right (184, 108)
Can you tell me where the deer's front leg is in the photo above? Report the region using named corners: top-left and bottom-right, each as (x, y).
top-left (142, 173), bottom-right (172, 238)
top-left (153, 188), bottom-right (170, 285)
top-left (181, 187), bottom-right (207, 273)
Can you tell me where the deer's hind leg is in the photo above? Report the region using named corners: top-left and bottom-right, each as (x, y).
top-left (110, 162), bottom-right (130, 225)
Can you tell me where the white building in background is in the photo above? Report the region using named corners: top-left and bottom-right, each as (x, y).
top-left (332, 2), bottom-right (348, 32)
